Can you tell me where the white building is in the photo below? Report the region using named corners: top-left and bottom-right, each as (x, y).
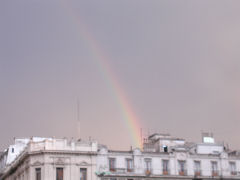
top-left (0, 133), bottom-right (240, 180)
top-left (0, 138), bottom-right (98, 180)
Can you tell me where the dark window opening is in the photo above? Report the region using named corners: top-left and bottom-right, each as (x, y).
top-left (162, 160), bottom-right (169, 175)
top-left (80, 168), bottom-right (87, 180)
top-left (56, 168), bottom-right (63, 180)
top-left (109, 158), bottom-right (116, 172)
top-left (163, 146), bottom-right (168, 152)
top-left (126, 159), bottom-right (133, 172)
top-left (36, 168), bottom-right (41, 180)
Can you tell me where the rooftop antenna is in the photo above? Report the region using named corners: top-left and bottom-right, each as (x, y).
top-left (77, 98), bottom-right (80, 139)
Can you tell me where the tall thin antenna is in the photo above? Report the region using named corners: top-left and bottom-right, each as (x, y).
top-left (77, 99), bottom-right (80, 139)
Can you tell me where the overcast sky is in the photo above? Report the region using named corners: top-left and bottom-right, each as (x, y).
top-left (1, 0), bottom-right (240, 150)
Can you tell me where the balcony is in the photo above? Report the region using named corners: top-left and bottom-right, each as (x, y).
top-left (212, 171), bottom-right (219, 177)
top-left (145, 169), bottom-right (151, 176)
top-left (116, 168), bottom-right (126, 173)
top-left (162, 170), bottom-right (169, 175)
top-left (109, 168), bottom-right (116, 172)
top-left (179, 170), bottom-right (187, 176)
top-left (127, 168), bottom-right (134, 173)
top-left (110, 168), bottom-right (134, 174)
top-left (194, 171), bottom-right (201, 177)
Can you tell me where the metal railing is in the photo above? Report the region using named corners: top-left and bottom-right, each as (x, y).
top-left (211, 170), bottom-right (219, 177)
top-left (231, 171), bottom-right (237, 175)
top-left (144, 169), bottom-right (152, 176)
top-left (194, 170), bottom-right (201, 177)
top-left (162, 170), bottom-right (169, 175)
top-left (109, 168), bottom-right (133, 174)
top-left (126, 168), bottom-right (134, 173)
top-left (178, 170), bottom-right (187, 176)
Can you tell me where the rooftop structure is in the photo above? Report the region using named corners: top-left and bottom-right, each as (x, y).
top-left (143, 133), bottom-right (186, 153)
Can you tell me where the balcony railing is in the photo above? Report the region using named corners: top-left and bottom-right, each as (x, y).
top-left (110, 167), bottom-right (238, 177)
top-left (231, 171), bottom-right (237, 176)
top-left (145, 169), bottom-right (152, 176)
top-left (110, 168), bottom-right (134, 174)
top-left (115, 168), bottom-right (126, 173)
top-left (127, 168), bottom-right (134, 173)
top-left (179, 170), bottom-right (187, 176)
top-left (163, 170), bottom-right (169, 175)
top-left (109, 168), bottom-right (116, 172)
top-left (194, 171), bottom-right (201, 177)
top-left (212, 170), bottom-right (219, 177)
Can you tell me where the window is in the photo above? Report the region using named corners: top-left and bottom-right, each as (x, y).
top-left (163, 146), bottom-right (168, 152)
top-left (194, 161), bottom-right (201, 176)
top-left (80, 168), bottom-right (87, 180)
top-left (12, 148), bottom-right (14, 153)
top-left (109, 158), bottom-right (116, 172)
top-left (229, 162), bottom-right (237, 175)
top-left (144, 158), bottom-right (152, 174)
top-left (126, 159), bottom-right (133, 172)
top-left (36, 168), bottom-right (41, 180)
top-left (162, 160), bottom-right (169, 175)
top-left (178, 161), bottom-right (186, 175)
top-left (211, 161), bottom-right (218, 176)
top-left (56, 168), bottom-right (63, 180)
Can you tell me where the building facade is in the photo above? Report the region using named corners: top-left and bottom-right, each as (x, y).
top-left (0, 133), bottom-right (240, 180)
top-left (0, 138), bottom-right (98, 180)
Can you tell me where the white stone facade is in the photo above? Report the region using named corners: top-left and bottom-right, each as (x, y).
top-left (97, 149), bottom-right (240, 180)
top-left (0, 138), bottom-right (98, 180)
top-left (0, 133), bottom-right (240, 180)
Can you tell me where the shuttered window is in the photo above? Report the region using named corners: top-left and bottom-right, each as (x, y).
top-left (36, 168), bottom-right (41, 180)
top-left (56, 168), bottom-right (63, 180)
top-left (80, 168), bottom-right (87, 180)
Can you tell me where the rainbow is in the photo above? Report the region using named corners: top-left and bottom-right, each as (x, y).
top-left (61, 2), bottom-right (142, 148)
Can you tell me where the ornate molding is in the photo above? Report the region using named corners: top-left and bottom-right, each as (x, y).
top-left (76, 161), bottom-right (91, 166)
top-left (32, 161), bottom-right (44, 166)
top-left (54, 158), bottom-right (65, 165)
